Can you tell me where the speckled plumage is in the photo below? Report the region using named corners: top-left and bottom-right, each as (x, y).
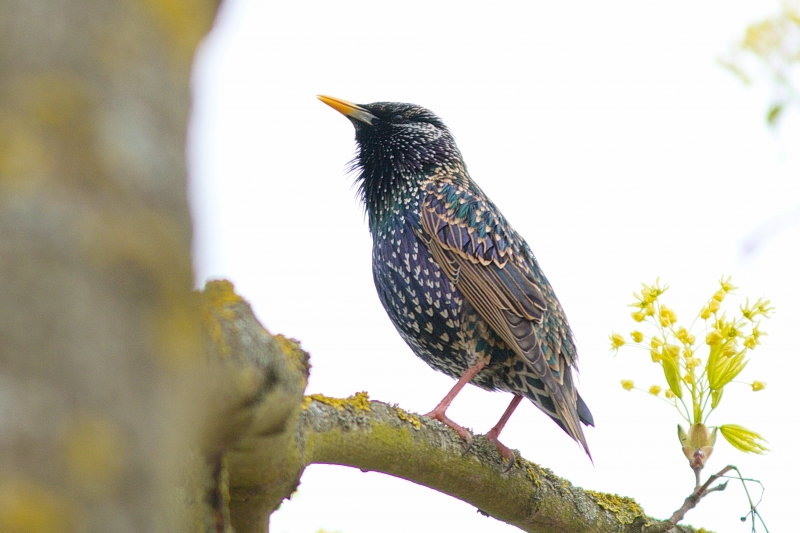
top-left (320, 97), bottom-right (593, 455)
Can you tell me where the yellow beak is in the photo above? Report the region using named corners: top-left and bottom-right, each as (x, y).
top-left (317, 95), bottom-right (377, 125)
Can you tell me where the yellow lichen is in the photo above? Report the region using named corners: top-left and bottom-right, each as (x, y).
top-left (301, 412), bottom-right (425, 467)
top-left (154, 300), bottom-right (202, 367)
top-left (64, 414), bottom-right (125, 492)
top-left (393, 407), bottom-right (421, 429)
top-left (525, 465), bottom-right (542, 487)
top-left (515, 457), bottom-right (546, 487)
top-left (200, 280), bottom-right (242, 357)
top-left (202, 280), bottom-right (242, 315)
top-left (586, 490), bottom-right (647, 525)
top-left (140, 0), bottom-right (217, 62)
top-left (0, 478), bottom-right (74, 533)
top-left (303, 392), bottom-right (371, 412)
top-left (274, 335), bottom-right (309, 377)
top-left (0, 74), bottom-right (86, 190)
top-left (0, 112), bottom-right (53, 187)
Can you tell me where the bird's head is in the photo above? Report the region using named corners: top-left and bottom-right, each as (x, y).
top-left (318, 96), bottom-right (459, 170)
top-left (319, 96), bottom-right (464, 220)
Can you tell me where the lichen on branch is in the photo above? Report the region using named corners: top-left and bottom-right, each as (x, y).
top-left (202, 280), bottom-right (700, 533)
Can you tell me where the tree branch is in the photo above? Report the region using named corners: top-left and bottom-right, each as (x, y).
top-left (1, 1), bottom-right (219, 531)
top-left (201, 280), bottom-right (702, 533)
top-left (668, 466), bottom-right (733, 526)
top-left (296, 396), bottom-right (670, 533)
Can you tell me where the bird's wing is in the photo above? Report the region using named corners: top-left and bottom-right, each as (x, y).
top-left (418, 182), bottom-right (547, 323)
top-left (417, 180), bottom-right (588, 452)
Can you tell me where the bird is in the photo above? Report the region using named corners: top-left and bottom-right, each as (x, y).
top-left (318, 95), bottom-right (594, 465)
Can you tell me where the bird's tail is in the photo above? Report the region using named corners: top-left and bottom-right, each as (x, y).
top-left (544, 380), bottom-right (592, 459)
top-left (576, 391), bottom-right (594, 427)
top-left (515, 343), bottom-right (593, 459)
top-left (501, 309), bottom-right (593, 457)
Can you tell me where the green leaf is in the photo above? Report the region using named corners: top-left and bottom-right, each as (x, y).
top-left (707, 343), bottom-right (722, 383)
top-left (711, 388), bottom-right (723, 409)
top-left (719, 424), bottom-right (769, 454)
top-left (661, 349), bottom-right (683, 399)
top-left (766, 103), bottom-right (784, 126)
top-left (708, 344), bottom-right (748, 390)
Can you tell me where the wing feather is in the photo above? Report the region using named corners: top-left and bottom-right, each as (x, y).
top-left (417, 181), bottom-right (589, 453)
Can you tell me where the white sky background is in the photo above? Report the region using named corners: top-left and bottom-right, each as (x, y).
top-left (189, 1), bottom-right (800, 531)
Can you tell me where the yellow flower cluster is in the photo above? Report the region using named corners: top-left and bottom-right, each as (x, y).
top-left (741, 297), bottom-right (774, 321)
top-left (610, 333), bottom-right (625, 349)
top-left (699, 276), bottom-right (738, 319)
top-left (676, 327), bottom-right (695, 345)
top-left (612, 276), bottom-right (771, 459)
top-left (629, 279), bottom-right (666, 323)
top-left (659, 305), bottom-right (677, 327)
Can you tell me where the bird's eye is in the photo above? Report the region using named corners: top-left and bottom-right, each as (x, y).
top-left (391, 114), bottom-right (405, 123)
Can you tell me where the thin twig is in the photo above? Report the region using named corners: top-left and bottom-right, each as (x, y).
top-left (726, 466), bottom-right (769, 533)
top-left (669, 465), bottom-right (734, 525)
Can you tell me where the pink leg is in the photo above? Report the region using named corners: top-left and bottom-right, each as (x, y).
top-left (485, 395), bottom-right (523, 468)
top-left (424, 359), bottom-right (487, 443)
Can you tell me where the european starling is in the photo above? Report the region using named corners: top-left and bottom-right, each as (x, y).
top-left (319, 95), bottom-right (594, 462)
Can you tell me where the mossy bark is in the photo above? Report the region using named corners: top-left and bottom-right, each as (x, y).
top-left (201, 281), bottom-right (702, 533)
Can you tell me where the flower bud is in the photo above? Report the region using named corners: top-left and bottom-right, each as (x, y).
top-left (678, 423), bottom-right (716, 471)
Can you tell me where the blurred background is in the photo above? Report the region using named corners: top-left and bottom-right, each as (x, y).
top-left (189, 0), bottom-right (799, 531)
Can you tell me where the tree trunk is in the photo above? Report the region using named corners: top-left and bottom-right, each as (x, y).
top-left (0, 1), bottom-right (218, 531)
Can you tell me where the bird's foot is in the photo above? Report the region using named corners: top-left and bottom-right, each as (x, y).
top-left (484, 428), bottom-right (517, 472)
top-left (423, 407), bottom-right (473, 448)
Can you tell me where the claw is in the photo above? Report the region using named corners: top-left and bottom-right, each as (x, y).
top-left (484, 430), bottom-right (517, 472)
top-left (462, 432), bottom-right (474, 454)
top-left (424, 408), bottom-right (474, 451)
top-left (501, 451), bottom-right (516, 473)
top-left (483, 395), bottom-right (521, 471)
top-left (462, 435), bottom-right (475, 456)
